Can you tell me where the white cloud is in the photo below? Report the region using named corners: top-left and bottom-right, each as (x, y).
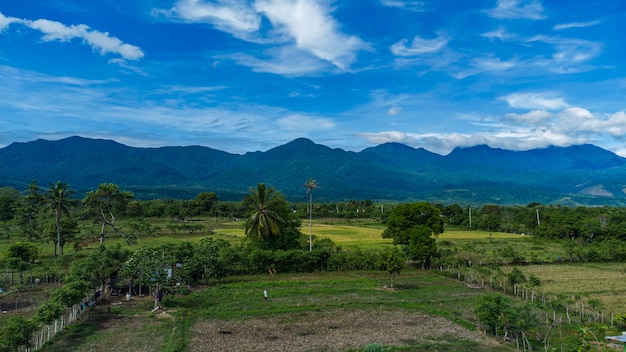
top-left (358, 129), bottom-right (583, 155)
top-left (452, 56), bottom-right (516, 79)
top-left (358, 105), bottom-right (626, 156)
top-left (222, 46), bottom-right (332, 76)
top-left (474, 57), bottom-right (516, 71)
top-left (357, 131), bottom-right (419, 146)
top-left (0, 12), bottom-right (21, 31)
top-left (529, 36), bottom-right (602, 64)
top-left (166, 0), bottom-right (261, 38)
top-left (387, 106), bottom-right (402, 115)
top-left (254, 0), bottom-right (368, 70)
top-left (604, 111), bottom-right (626, 137)
top-left (500, 92), bottom-right (569, 110)
top-left (553, 20), bottom-right (601, 31)
top-left (0, 13), bottom-right (143, 61)
top-left (391, 32), bottom-right (448, 56)
top-left (481, 27), bottom-right (514, 41)
top-left (277, 114), bottom-right (335, 131)
top-left (379, 0), bottom-right (425, 11)
top-left (504, 109), bottom-right (552, 124)
top-left (486, 0), bottom-right (546, 20)
top-left (161, 0), bottom-right (367, 72)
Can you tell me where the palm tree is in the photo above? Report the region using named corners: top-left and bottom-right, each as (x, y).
top-left (243, 183), bottom-right (284, 242)
top-left (303, 179), bottom-right (319, 251)
top-left (43, 181), bottom-right (75, 258)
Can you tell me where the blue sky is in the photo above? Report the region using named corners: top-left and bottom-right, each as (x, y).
top-left (1, 0), bottom-right (625, 156)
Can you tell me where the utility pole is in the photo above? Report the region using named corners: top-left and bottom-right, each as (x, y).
top-left (536, 208), bottom-right (540, 226)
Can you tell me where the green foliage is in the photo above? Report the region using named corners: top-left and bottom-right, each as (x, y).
top-left (119, 246), bottom-right (172, 295)
top-left (243, 183), bottom-right (285, 241)
top-left (35, 299), bottom-right (65, 324)
top-left (382, 202), bottom-right (442, 269)
top-left (362, 342), bottom-right (385, 352)
top-left (42, 216), bottom-right (79, 255)
top-left (382, 202), bottom-right (444, 244)
top-left (5, 241), bottom-right (38, 262)
top-left (499, 245), bottom-right (525, 264)
top-left (507, 267), bottom-right (526, 286)
top-left (475, 293), bottom-right (539, 343)
top-left (613, 314), bottom-right (626, 329)
top-left (11, 181), bottom-right (43, 241)
top-left (192, 237), bottom-right (226, 284)
top-left (376, 246), bottom-right (405, 288)
top-left (475, 293), bottom-right (510, 335)
top-left (242, 183), bottom-right (303, 250)
top-left (528, 274), bottom-right (541, 287)
top-left (407, 226), bottom-right (438, 268)
top-left (127, 219), bottom-right (159, 237)
top-left (83, 183), bottom-right (134, 245)
top-left (0, 186), bottom-right (20, 221)
top-left (194, 192), bottom-right (219, 214)
top-left (43, 181), bottom-right (77, 258)
top-left (70, 245), bottom-right (129, 288)
top-left (51, 279), bottom-right (91, 307)
top-left (0, 316), bottom-right (37, 351)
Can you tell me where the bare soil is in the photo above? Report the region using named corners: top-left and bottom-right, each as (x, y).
top-left (189, 309), bottom-right (503, 352)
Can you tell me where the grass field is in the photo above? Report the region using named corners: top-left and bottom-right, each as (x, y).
top-left (439, 229), bottom-right (565, 264)
top-left (38, 270), bottom-right (512, 352)
top-left (505, 263), bottom-right (626, 315)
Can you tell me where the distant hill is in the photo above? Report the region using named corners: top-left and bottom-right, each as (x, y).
top-left (2, 136), bottom-right (626, 206)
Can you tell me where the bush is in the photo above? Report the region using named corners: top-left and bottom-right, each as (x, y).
top-left (362, 342), bottom-right (385, 352)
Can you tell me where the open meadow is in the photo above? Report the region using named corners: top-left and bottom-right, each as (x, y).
top-left (505, 263), bottom-right (626, 315)
top-left (37, 270), bottom-right (510, 352)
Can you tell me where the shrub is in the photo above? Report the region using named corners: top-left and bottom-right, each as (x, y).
top-left (362, 342), bottom-right (385, 352)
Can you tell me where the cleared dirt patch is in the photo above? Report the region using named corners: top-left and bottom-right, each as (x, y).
top-left (190, 309), bottom-right (501, 351)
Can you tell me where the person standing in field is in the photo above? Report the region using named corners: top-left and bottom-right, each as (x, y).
top-left (264, 289), bottom-right (268, 301)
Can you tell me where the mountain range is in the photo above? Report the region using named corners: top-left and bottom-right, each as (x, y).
top-left (1, 136), bottom-right (626, 206)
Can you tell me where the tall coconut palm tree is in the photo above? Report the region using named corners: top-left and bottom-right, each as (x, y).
top-left (303, 179), bottom-right (319, 251)
top-left (43, 181), bottom-right (75, 258)
top-left (243, 183), bottom-right (284, 242)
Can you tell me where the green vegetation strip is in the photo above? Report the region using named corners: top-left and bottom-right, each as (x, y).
top-left (38, 270), bottom-right (511, 352)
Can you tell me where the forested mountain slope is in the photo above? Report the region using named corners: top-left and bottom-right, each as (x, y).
top-left (2, 136), bottom-right (626, 205)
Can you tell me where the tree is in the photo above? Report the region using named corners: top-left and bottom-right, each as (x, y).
top-left (0, 186), bottom-right (19, 222)
top-left (194, 192), bottom-right (219, 215)
top-left (376, 246), bottom-right (405, 288)
top-left (43, 181), bottom-right (76, 258)
top-left (193, 237), bottom-right (225, 284)
top-left (12, 181), bottom-right (43, 241)
top-left (382, 202), bottom-right (443, 268)
top-left (303, 179), bottom-right (319, 251)
top-left (382, 202), bottom-right (444, 244)
top-left (70, 245), bottom-right (129, 292)
top-left (406, 226), bottom-right (438, 269)
top-left (43, 216), bottom-right (79, 256)
top-left (243, 183), bottom-right (285, 242)
top-left (0, 316), bottom-right (37, 351)
top-left (475, 293), bottom-right (510, 336)
top-left (83, 183), bottom-right (134, 245)
top-left (242, 183), bottom-right (303, 250)
top-left (507, 267), bottom-right (527, 286)
top-left (478, 204), bottom-right (502, 231)
top-left (4, 241), bottom-right (38, 284)
top-left (119, 247), bottom-right (172, 309)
